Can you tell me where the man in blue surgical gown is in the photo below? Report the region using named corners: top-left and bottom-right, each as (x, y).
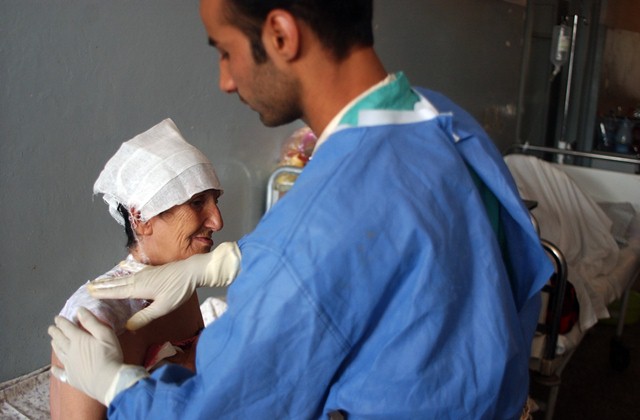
top-left (48, 0), bottom-right (553, 418)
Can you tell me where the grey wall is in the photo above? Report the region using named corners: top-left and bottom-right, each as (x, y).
top-left (0, 0), bottom-right (526, 382)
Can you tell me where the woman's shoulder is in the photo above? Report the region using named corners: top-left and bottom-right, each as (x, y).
top-left (58, 282), bottom-right (108, 326)
top-left (58, 256), bottom-right (148, 333)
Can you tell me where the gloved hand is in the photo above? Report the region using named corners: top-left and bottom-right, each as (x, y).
top-left (48, 307), bottom-right (149, 406)
top-left (88, 241), bottom-right (241, 330)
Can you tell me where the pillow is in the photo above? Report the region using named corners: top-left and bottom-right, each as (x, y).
top-left (597, 202), bottom-right (637, 246)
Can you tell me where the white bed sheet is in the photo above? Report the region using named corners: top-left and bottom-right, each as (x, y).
top-left (505, 154), bottom-right (623, 332)
top-left (505, 155), bottom-right (640, 362)
top-left (591, 216), bottom-right (640, 305)
top-left (553, 213), bottom-right (640, 355)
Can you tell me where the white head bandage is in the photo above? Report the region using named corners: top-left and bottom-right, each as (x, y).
top-left (94, 118), bottom-right (222, 225)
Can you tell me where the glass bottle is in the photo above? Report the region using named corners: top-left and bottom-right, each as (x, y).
top-left (615, 118), bottom-right (632, 154)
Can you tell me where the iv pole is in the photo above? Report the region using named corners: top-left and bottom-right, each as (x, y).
top-left (557, 14), bottom-right (579, 157)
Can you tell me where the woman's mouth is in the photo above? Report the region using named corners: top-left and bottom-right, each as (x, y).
top-left (193, 236), bottom-right (213, 248)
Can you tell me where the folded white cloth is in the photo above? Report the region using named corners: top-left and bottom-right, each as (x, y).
top-left (200, 297), bottom-right (228, 327)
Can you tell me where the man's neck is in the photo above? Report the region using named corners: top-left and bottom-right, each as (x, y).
top-left (298, 46), bottom-right (387, 136)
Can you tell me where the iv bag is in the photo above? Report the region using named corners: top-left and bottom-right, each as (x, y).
top-left (550, 24), bottom-right (571, 78)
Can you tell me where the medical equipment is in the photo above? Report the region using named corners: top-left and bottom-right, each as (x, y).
top-left (550, 22), bottom-right (572, 80)
top-left (504, 144), bottom-right (640, 420)
top-left (265, 126), bottom-right (316, 212)
top-left (266, 166), bottom-right (303, 212)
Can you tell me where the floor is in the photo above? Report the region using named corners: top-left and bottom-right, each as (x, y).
top-left (530, 308), bottom-right (640, 419)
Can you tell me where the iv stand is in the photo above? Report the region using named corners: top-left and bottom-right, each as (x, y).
top-left (557, 15), bottom-right (579, 160)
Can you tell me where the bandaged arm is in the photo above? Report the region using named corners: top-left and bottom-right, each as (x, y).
top-left (88, 241), bottom-right (241, 330)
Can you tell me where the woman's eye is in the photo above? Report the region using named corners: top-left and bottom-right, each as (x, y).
top-left (191, 199), bottom-right (205, 208)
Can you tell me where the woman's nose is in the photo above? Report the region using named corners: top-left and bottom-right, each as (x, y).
top-left (204, 200), bottom-right (224, 232)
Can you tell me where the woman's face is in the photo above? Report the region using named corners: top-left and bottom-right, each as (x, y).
top-left (137, 189), bottom-right (223, 265)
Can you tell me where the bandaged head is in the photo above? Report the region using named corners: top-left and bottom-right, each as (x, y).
top-left (94, 118), bottom-right (222, 226)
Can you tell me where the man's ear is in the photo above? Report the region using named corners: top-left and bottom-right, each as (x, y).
top-left (262, 9), bottom-right (300, 61)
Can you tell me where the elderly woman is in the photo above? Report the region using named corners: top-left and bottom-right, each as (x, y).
top-left (50, 119), bottom-right (231, 420)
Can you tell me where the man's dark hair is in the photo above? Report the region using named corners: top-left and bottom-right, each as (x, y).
top-left (117, 204), bottom-right (137, 249)
top-left (223, 0), bottom-right (374, 63)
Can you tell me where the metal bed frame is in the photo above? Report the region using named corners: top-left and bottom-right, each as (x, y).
top-left (533, 239), bottom-right (570, 419)
top-left (265, 165), bottom-right (303, 213)
top-left (504, 143), bottom-right (640, 168)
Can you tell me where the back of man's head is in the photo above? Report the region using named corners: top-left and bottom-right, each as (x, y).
top-left (224, 0), bottom-right (374, 62)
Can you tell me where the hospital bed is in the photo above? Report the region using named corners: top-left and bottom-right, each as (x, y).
top-left (504, 144), bottom-right (640, 420)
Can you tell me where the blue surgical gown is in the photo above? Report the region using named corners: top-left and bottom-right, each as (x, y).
top-left (108, 86), bottom-right (552, 419)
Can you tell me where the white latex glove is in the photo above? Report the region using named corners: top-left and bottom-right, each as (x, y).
top-left (88, 241), bottom-right (241, 330)
top-left (48, 307), bottom-right (149, 406)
